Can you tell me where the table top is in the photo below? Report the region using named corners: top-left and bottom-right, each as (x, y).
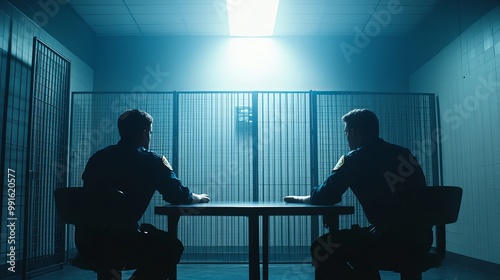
top-left (154, 201), bottom-right (354, 216)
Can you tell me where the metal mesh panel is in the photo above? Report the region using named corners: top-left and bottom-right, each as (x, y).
top-left (0, 8), bottom-right (35, 278)
top-left (26, 38), bottom-right (70, 274)
top-left (258, 92), bottom-right (312, 262)
top-left (176, 92), bottom-right (253, 262)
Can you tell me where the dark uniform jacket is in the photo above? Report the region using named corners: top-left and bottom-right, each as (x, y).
top-left (81, 139), bottom-right (192, 231)
top-left (75, 139), bottom-right (190, 263)
top-left (310, 137), bottom-right (427, 231)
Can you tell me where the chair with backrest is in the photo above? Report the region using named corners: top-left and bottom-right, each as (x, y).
top-left (377, 185), bottom-right (463, 280)
top-left (54, 187), bottom-right (135, 280)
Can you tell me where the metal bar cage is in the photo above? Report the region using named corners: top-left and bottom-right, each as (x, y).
top-left (69, 91), bottom-right (437, 264)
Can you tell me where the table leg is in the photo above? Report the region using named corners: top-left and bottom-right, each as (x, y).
top-left (168, 214), bottom-right (181, 280)
top-left (323, 214), bottom-right (339, 233)
top-left (262, 215), bottom-right (269, 280)
top-left (249, 214), bottom-right (260, 280)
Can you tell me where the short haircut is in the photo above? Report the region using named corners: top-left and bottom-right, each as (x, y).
top-left (341, 109), bottom-right (379, 138)
top-left (118, 109), bottom-right (153, 142)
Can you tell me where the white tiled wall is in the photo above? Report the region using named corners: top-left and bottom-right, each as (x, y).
top-left (410, 6), bottom-right (500, 264)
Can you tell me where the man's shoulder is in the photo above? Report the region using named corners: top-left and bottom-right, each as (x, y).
top-left (336, 151), bottom-right (359, 171)
top-left (137, 148), bottom-right (174, 171)
top-left (366, 138), bottom-right (412, 155)
top-left (135, 147), bottom-right (162, 163)
top-left (385, 141), bottom-right (412, 155)
top-left (344, 138), bottom-right (410, 162)
top-left (89, 144), bottom-right (118, 159)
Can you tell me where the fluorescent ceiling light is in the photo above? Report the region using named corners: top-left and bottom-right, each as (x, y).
top-left (227, 0), bottom-right (280, 36)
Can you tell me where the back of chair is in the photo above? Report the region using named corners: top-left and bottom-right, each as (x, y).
top-left (54, 187), bottom-right (86, 225)
top-left (378, 186), bottom-right (463, 275)
top-left (387, 186), bottom-right (462, 228)
top-left (54, 187), bottom-right (133, 231)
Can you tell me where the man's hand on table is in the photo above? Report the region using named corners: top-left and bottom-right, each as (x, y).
top-left (192, 193), bottom-right (210, 203)
top-left (283, 195), bottom-right (311, 204)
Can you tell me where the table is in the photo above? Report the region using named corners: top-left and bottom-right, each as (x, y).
top-left (155, 202), bottom-right (354, 280)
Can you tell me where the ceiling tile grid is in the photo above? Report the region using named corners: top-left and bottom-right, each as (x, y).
top-left (68, 0), bottom-right (440, 36)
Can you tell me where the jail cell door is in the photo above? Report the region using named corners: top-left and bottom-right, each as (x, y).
top-left (25, 37), bottom-right (70, 276)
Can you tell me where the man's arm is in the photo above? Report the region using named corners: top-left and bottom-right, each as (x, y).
top-left (158, 173), bottom-right (210, 204)
top-left (284, 155), bottom-right (351, 205)
top-left (150, 154), bottom-right (210, 204)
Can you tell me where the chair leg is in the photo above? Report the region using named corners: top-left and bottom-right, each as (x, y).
top-left (400, 271), bottom-right (422, 280)
top-left (97, 269), bottom-right (122, 280)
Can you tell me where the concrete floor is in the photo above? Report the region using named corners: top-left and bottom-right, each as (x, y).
top-left (28, 260), bottom-right (500, 280)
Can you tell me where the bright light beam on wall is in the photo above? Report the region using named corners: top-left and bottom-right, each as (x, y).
top-left (220, 37), bottom-right (284, 89)
top-left (227, 0), bottom-right (280, 36)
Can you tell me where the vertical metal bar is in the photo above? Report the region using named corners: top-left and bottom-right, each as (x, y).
top-left (252, 91), bottom-right (259, 202)
top-left (66, 92), bottom-right (77, 264)
top-left (432, 95), bottom-right (442, 186)
top-left (56, 43), bottom-right (71, 265)
top-left (309, 91), bottom-right (319, 241)
top-left (22, 36), bottom-right (39, 280)
top-left (172, 91), bottom-right (179, 171)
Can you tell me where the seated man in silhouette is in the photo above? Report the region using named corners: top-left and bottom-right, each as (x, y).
top-left (284, 109), bottom-right (431, 279)
top-left (76, 109), bottom-right (210, 280)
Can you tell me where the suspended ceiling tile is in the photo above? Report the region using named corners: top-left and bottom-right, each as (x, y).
top-left (139, 24), bottom-right (188, 34)
top-left (81, 14), bottom-right (136, 26)
top-left (185, 23), bottom-right (228, 35)
top-left (322, 5), bottom-right (378, 15)
top-left (280, 0), bottom-right (328, 4)
top-left (124, 0), bottom-right (179, 4)
top-left (127, 5), bottom-right (182, 14)
top-left (276, 14), bottom-right (324, 24)
top-left (328, 0), bottom-right (379, 4)
top-left (70, 0), bottom-right (124, 5)
top-left (71, 5), bottom-right (130, 15)
top-left (278, 4), bottom-right (328, 14)
top-left (178, 4), bottom-right (220, 14)
top-left (274, 23), bottom-right (319, 35)
top-left (133, 14), bottom-right (184, 25)
top-left (322, 14), bottom-right (371, 25)
top-left (182, 13), bottom-right (227, 24)
top-left (368, 14), bottom-right (424, 25)
top-left (378, 0), bottom-right (439, 5)
top-left (91, 24), bottom-right (141, 35)
top-left (397, 5), bottom-right (436, 15)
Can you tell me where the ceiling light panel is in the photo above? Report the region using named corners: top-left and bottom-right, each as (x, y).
top-left (228, 0), bottom-right (280, 36)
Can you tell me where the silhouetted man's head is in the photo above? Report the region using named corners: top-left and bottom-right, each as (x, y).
top-left (118, 109), bottom-right (153, 149)
top-left (342, 109), bottom-right (379, 150)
